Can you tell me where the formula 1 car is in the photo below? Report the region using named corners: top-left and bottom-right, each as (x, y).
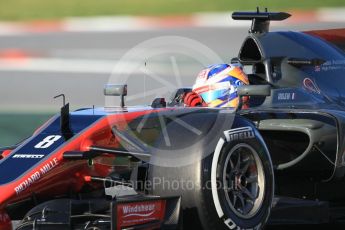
top-left (1, 9), bottom-right (345, 230)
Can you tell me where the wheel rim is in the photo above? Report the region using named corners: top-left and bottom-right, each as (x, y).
top-left (222, 143), bottom-right (265, 219)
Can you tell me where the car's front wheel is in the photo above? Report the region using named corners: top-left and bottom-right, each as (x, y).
top-left (149, 130), bottom-right (274, 230)
top-left (202, 138), bottom-right (273, 229)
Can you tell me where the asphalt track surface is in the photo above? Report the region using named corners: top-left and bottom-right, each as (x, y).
top-left (0, 22), bottom-right (344, 112)
top-left (1, 21), bottom-right (345, 229)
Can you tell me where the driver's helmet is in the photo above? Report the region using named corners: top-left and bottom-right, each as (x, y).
top-left (192, 63), bottom-right (249, 108)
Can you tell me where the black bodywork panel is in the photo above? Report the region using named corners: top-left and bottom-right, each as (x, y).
top-left (235, 27), bottom-right (345, 183)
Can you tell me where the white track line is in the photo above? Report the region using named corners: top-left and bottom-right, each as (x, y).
top-left (0, 57), bottom-right (200, 74)
top-left (318, 8), bottom-right (345, 22)
top-left (64, 16), bottom-right (152, 32)
top-left (0, 58), bottom-right (134, 74)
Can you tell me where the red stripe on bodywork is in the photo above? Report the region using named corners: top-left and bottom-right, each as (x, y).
top-left (305, 28), bottom-right (345, 43)
top-left (0, 150), bottom-right (12, 159)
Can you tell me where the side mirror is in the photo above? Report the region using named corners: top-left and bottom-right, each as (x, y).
top-left (104, 84), bottom-right (127, 107)
top-left (236, 85), bottom-right (271, 111)
top-left (104, 84), bottom-right (127, 96)
top-left (151, 98), bottom-right (167, 108)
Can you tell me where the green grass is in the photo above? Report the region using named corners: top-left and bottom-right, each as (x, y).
top-left (0, 113), bottom-right (53, 147)
top-left (0, 0), bottom-right (344, 21)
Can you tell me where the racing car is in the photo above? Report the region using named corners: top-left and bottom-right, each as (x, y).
top-left (1, 9), bottom-right (345, 230)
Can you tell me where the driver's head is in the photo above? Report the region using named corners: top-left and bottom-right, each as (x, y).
top-left (192, 63), bottom-right (249, 108)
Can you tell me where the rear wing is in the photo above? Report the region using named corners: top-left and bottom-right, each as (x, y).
top-left (232, 9), bottom-right (290, 34)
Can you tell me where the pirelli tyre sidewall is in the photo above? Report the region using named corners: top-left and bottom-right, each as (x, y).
top-left (202, 126), bottom-right (274, 230)
top-left (147, 115), bottom-right (273, 230)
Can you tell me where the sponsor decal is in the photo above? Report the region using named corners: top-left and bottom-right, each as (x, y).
top-left (224, 218), bottom-right (261, 230)
top-left (196, 68), bottom-right (210, 82)
top-left (14, 157), bottom-right (59, 195)
top-left (224, 127), bottom-right (255, 142)
top-left (317, 59), bottom-right (345, 72)
top-left (303, 78), bottom-right (321, 94)
top-left (117, 200), bottom-right (166, 228)
top-left (315, 65), bottom-right (321, 72)
top-left (234, 79), bottom-right (245, 86)
top-left (122, 204), bottom-right (155, 218)
top-left (277, 92), bottom-right (296, 101)
top-left (12, 154), bottom-right (44, 159)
